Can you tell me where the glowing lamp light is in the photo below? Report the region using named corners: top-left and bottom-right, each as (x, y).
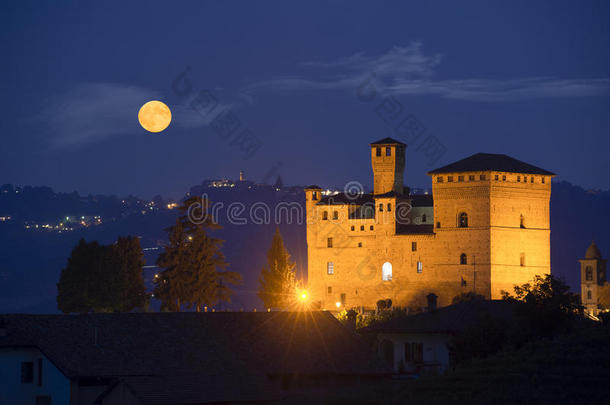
top-left (335, 301), bottom-right (342, 308)
top-left (298, 290), bottom-right (308, 301)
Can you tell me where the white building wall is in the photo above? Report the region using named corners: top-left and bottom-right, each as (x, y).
top-left (377, 332), bottom-right (451, 374)
top-left (0, 348), bottom-right (71, 405)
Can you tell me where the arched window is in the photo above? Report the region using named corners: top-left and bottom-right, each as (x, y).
top-left (520, 215), bottom-right (525, 229)
top-left (421, 214), bottom-right (427, 223)
top-left (312, 191), bottom-right (318, 201)
top-left (322, 211), bottom-right (328, 220)
top-left (382, 262), bottom-right (392, 281)
top-left (460, 253), bottom-right (467, 265)
top-left (379, 204), bottom-right (384, 212)
top-left (332, 211), bottom-right (338, 220)
top-left (458, 212), bottom-right (468, 228)
top-left (387, 203), bottom-right (391, 212)
top-left (586, 266), bottom-right (593, 281)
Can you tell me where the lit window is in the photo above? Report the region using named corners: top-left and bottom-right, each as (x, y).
top-left (417, 261), bottom-right (423, 273)
top-left (412, 242), bottom-right (417, 252)
top-left (458, 212), bottom-right (468, 228)
top-left (333, 211), bottom-right (338, 220)
top-left (376, 147), bottom-right (381, 157)
top-left (421, 214), bottom-right (427, 223)
top-left (327, 238), bottom-right (333, 248)
top-left (386, 147), bottom-right (391, 156)
top-left (387, 203), bottom-right (391, 212)
top-left (520, 253), bottom-right (525, 267)
top-left (382, 262), bottom-right (392, 281)
top-left (469, 175), bottom-right (475, 181)
top-left (327, 262), bottom-right (334, 275)
top-left (322, 211), bottom-right (328, 220)
top-left (460, 253), bottom-right (467, 265)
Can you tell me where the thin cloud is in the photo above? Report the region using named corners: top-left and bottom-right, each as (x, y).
top-left (40, 83), bottom-right (230, 149)
top-left (245, 43), bottom-right (610, 101)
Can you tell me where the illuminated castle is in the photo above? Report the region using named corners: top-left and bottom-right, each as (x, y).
top-left (305, 138), bottom-right (555, 310)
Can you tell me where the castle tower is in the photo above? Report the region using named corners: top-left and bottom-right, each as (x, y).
top-left (580, 241), bottom-right (607, 316)
top-left (428, 153), bottom-right (555, 301)
top-left (239, 170), bottom-right (245, 182)
top-left (371, 138), bottom-right (406, 195)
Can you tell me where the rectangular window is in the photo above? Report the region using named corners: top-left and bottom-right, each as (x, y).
top-left (542, 177), bottom-right (545, 184)
top-left (21, 361), bottom-right (33, 383)
top-left (447, 176), bottom-right (453, 182)
top-left (502, 175), bottom-right (506, 181)
top-left (437, 176), bottom-right (443, 183)
top-left (351, 225), bottom-right (355, 231)
top-left (358, 242), bottom-right (362, 247)
top-left (417, 261), bottom-right (423, 273)
top-left (480, 174), bottom-right (486, 180)
top-left (327, 286), bottom-right (332, 294)
top-left (370, 225), bottom-right (374, 230)
top-left (469, 175), bottom-right (475, 181)
top-left (340, 293), bottom-right (346, 306)
top-left (386, 146), bottom-right (391, 156)
top-left (38, 358), bottom-right (42, 386)
top-left (327, 238), bottom-right (333, 248)
top-left (387, 203), bottom-right (391, 212)
top-left (520, 253), bottom-right (525, 267)
top-left (517, 176), bottom-right (521, 182)
top-left (458, 176), bottom-right (464, 182)
top-left (523, 176), bottom-right (527, 183)
top-left (360, 225), bottom-right (364, 231)
top-left (412, 242), bottom-right (417, 252)
top-left (530, 177), bottom-right (534, 183)
top-left (379, 204), bottom-right (383, 212)
top-left (494, 174), bottom-right (499, 181)
top-left (376, 147), bottom-right (381, 157)
top-left (413, 343), bottom-right (423, 363)
top-left (436, 222), bottom-right (441, 228)
top-left (327, 262), bottom-right (334, 275)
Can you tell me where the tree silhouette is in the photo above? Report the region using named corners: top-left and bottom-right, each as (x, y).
top-left (258, 227), bottom-right (297, 309)
top-left (154, 196), bottom-right (241, 311)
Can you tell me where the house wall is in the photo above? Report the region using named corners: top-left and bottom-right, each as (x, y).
top-left (376, 332), bottom-right (451, 374)
top-left (0, 348), bottom-right (70, 405)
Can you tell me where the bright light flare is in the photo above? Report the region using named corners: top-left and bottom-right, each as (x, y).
top-left (298, 290), bottom-right (308, 301)
top-left (335, 301), bottom-right (342, 308)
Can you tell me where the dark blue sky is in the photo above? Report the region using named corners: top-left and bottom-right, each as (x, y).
top-left (2, 1), bottom-right (609, 198)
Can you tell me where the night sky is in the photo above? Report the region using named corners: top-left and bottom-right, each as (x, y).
top-left (2, 1), bottom-right (609, 199)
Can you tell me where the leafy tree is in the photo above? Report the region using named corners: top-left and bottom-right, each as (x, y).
top-left (502, 274), bottom-right (583, 344)
top-left (597, 283), bottom-right (610, 310)
top-left (57, 237), bottom-right (146, 313)
top-left (258, 227), bottom-right (297, 309)
top-left (154, 196), bottom-right (241, 311)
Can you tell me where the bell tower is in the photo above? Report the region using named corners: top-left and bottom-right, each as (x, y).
top-left (580, 241), bottom-right (607, 316)
top-left (370, 138), bottom-right (406, 195)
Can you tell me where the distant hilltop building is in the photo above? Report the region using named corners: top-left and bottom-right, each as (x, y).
top-left (305, 137), bottom-right (555, 310)
top-left (580, 241), bottom-right (607, 316)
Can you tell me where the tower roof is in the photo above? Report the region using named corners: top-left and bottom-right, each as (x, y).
top-left (585, 241), bottom-right (602, 259)
top-left (427, 153), bottom-right (555, 175)
top-left (370, 137), bottom-right (406, 146)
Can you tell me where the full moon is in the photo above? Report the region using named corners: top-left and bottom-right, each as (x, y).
top-left (138, 100), bottom-right (172, 133)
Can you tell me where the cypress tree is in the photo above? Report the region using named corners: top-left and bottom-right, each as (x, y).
top-left (258, 227), bottom-right (297, 309)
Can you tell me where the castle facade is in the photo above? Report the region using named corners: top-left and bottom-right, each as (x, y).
top-left (305, 138), bottom-right (555, 310)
